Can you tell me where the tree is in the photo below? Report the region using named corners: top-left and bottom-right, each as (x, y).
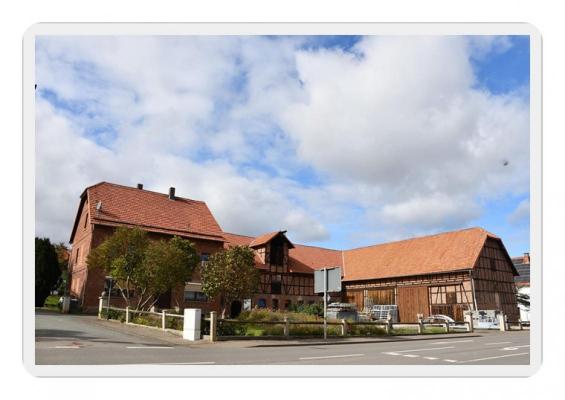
top-left (53, 242), bottom-right (70, 295)
top-left (200, 245), bottom-right (259, 318)
top-left (35, 237), bottom-right (61, 307)
top-left (87, 227), bottom-right (199, 310)
top-left (140, 236), bottom-right (200, 310)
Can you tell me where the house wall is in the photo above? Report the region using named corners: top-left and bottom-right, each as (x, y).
top-left (77, 224), bottom-right (225, 312)
top-left (68, 199), bottom-right (93, 306)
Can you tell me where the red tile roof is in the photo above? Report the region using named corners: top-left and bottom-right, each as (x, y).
top-left (70, 182), bottom-right (224, 242)
top-left (223, 232), bottom-right (342, 273)
top-left (249, 231), bottom-right (295, 248)
top-left (342, 227), bottom-right (501, 281)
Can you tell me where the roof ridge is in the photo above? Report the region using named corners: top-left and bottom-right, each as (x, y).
top-left (88, 181), bottom-right (206, 204)
top-left (344, 227), bottom-right (488, 252)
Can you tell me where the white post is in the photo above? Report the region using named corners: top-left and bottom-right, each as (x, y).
top-left (498, 312), bottom-right (507, 332)
top-left (183, 309), bottom-right (202, 341)
top-left (323, 267), bottom-right (327, 340)
top-left (341, 319), bottom-right (348, 336)
top-left (284, 317), bottom-right (290, 337)
top-left (464, 312), bottom-right (474, 333)
top-left (98, 297), bottom-right (104, 319)
top-left (417, 313), bottom-right (423, 334)
top-left (162, 310), bottom-right (166, 330)
top-left (125, 306), bottom-right (130, 324)
top-left (61, 296), bottom-right (70, 314)
top-left (209, 311), bottom-right (217, 342)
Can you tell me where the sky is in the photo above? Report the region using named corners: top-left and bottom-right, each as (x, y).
top-left (35, 35), bottom-right (530, 255)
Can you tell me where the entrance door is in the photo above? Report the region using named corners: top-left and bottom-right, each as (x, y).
top-left (397, 286), bottom-right (430, 322)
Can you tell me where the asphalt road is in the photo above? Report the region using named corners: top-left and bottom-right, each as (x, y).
top-left (35, 310), bottom-right (530, 365)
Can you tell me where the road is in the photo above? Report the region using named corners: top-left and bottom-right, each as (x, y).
top-left (35, 310), bottom-right (530, 365)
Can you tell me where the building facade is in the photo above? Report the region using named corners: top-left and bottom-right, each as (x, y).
top-left (68, 182), bottom-right (520, 321)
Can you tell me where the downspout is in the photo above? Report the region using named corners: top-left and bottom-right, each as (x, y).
top-left (469, 269), bottom-right (478, 311)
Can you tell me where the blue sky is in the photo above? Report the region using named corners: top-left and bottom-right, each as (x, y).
top-left (35, 35), bottom-right (530, 256)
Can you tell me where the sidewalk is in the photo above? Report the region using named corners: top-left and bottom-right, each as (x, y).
top-left (91, 317), bottom-right (480, 349)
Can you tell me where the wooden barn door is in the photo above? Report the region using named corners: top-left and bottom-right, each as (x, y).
top-left (397, 286), bottom-right (430, 322)
top-left (345, 290), bottom-right (364, 311)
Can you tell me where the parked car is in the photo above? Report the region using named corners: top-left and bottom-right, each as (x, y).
top-left (421, 314), bottom-right (455, 324)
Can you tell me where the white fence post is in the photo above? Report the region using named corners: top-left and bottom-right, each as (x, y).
top-left (417, 314), bottom-right (423, 334)
top-left (464, 312), bottom-right (474, 333)
top-left (183, 309), bottom-right (202, 341)
top-left (341, 319), bottom-right (348, 336)
top-left (98, 297), bottom-right (104, 319)
top-left (283, 317), bottom-right (290, 337)
top-left (386, 313), bottom-right (392, 334)
top-left (210, 311), bottom-right (217, 343)
top-left (125, 306), bottom-right (130, 324)
top-left (162, 310), bottom-right (166, 330)
top-left (498, 312), bottom-right (507, 332)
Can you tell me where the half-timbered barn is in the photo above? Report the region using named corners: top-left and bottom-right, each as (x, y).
top-left (342, 228), bottom-right (520, 322)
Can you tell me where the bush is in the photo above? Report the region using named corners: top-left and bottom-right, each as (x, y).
top-left (165, 315), bottom-right (183, 331)
top-left (348, 324), bottom-right (387, 336)
top-left (288, 303), bottom-right (323, 317)
top-left (237, 309), bottom-right (322, 323)
top-left (100, 308), bottom-right (126, 322)
top-left (289, 324), bottom-right (341, 337)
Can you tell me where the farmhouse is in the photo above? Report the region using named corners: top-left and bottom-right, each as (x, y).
top-left (68, 182), bottom-right (520, 321)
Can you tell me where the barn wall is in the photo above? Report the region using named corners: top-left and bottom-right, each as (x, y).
top-left (473, 238), bottom-right (520, 320)
top-left (343, 272), bottom-right (474, 322)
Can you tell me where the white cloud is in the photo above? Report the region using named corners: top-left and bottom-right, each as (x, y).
top-left (508, 199), bottom-right (530, 226)
top-left (34, 35), bottom-right (529, 247)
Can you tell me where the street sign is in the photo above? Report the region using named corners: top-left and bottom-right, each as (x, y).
top-left (313, 267), bottom-right (342, 340)
top-left (314, 267), bottom-right (342, 293)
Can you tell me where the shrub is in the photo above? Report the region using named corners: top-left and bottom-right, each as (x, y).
top-left (100, 308), bottom-right (126, 322)
top-left (348, 324), bottom-right (387, 336)
top-left (288, 303), bottom-right (323, 317)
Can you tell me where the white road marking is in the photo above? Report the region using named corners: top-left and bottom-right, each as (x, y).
top-left (459, 352), bottom-right (529, 363)
top-left (395, 346), bottom-right (455, 353)
top-left (403, 354), bottom-right (419, 358)
top-left (158, 362), bottom-right (216, 365)
top-left (126, 346), bottom-right (174, 349)
top-left (423, 357), bottom-right (439, 360)
top-left (443, 359), bottom-right (457, 363)
top-left (299, 353), bottom-right (364, 360)
top-left (383, 352), bottom-right (401, 356)
top-left (431, 340), bottom-right (473, 345)
top-left (485, 341), bottom-right (512, 345)
top-left (501, 345), bottom-right (530, 351)
top-left (51, 345), bottom-right (80, 349)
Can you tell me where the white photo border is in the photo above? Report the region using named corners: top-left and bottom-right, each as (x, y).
top-left (23, 22), bottom-right (542, 377)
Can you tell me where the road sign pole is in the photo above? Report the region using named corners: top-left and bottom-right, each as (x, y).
top-left (323, 268), bottom-right (327, 340)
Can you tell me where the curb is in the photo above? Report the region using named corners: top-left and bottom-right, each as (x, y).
top-left (246, 333), bottom-right (482, 348)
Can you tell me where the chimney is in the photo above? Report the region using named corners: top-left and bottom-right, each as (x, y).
top-left (137, 183), bottom-right (143, 190)
top-left (168, 187), bottom-right (176, 200)
top-left (523, 252), bottom-right (530, 264)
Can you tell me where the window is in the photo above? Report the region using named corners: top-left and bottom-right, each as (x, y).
top-left (257, 298), bottom-right (267, 308)
top-left (271, 281), bottom-right (282, 294)
top-left (84, 213), bottom-right (88, 229)
top-left (200, 253), bottom-right (210, 267)
top-left (75, 247), bottom-right (80, 264)
top-left (284, 300), bottom-right (291, 310)
top-left (272, 298), bottom-right (279, 310)
top-left (184, 291), bottom-right (208, 302)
